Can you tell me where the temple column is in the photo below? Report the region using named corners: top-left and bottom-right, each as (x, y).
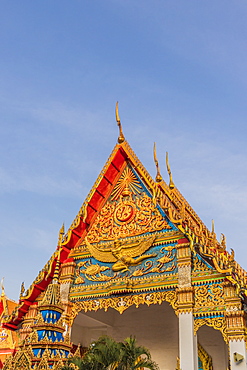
top-left (60, 258), bottom-right (76, 332)
top-left (193, 330), bottom-right (198, 368)
top-left (229, 340), bottom-right (247, 369)
top-left (225, 282), bottom-right (247, 369)
top-left (179, 311), bottom-right (198, 370)
top-left (177, 240), bottom-right (198, 370)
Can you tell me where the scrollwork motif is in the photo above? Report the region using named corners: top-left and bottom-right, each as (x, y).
top-left (86, 191), bottom-right (171, 244)
top-left (194, 283), bottom-right (224, 308)
top-left (70, 290), bottom-right (178, 324)
top-left (194, 317), bottom-right (228, 343)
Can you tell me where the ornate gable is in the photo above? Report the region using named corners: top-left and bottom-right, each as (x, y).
top-left (69, 161), bottom-right (182, 311)
top-left (4, 114), bottom-right (247, 342)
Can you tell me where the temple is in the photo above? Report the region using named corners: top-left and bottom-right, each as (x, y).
top-left (0, 284), bottom-right (17, 368)
top-left (1, 107), bottom-right (247, 370)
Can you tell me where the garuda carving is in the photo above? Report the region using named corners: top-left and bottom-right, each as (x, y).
top-left (85, 235), bottom-right (156, 272)
top-left (77, 261), bottom-right (113, 281)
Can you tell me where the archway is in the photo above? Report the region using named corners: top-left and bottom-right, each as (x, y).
top-left (197, 325), bottom-right (229, 370)
top-left (71, 301), bottom-right (178, 370)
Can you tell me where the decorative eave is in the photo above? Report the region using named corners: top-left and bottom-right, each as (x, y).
top-left (153, 173), bottom-right (247, 301)
top-left (61, 143), bottom-right (128, 250)
top-left (3, 141), bottom-right (128, 330)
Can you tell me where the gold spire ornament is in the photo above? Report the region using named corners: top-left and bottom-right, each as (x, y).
top-left (211, 219), bottom-right (215, 234)
top-left (116, 101), bottom-right (125, 144)
top-left (53, 252), bottom-right (61, 283)
top-left (19, 282), bottom-right (25, 299)
top-left (211, 219), bottom-right (217, 247)
top-left (166, 152), bottom-right (175, 189)
top-left (153, 142), bottom-right (162, 182)
top-left (58, 223), bottom-right (65, 246)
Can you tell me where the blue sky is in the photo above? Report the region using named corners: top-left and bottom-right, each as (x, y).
top-left (1, 1), bottom-right (247, 300)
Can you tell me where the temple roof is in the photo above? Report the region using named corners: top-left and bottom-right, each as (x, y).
top-left (0, 286), bottom-right (18, 362)
top-left (4, 116), bottom-right (247, 329)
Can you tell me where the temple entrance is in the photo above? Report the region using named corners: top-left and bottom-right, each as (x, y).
top-left (71, 301), bottom-right (179, 370)
top-left (197, 325), bottom-right (228, 370)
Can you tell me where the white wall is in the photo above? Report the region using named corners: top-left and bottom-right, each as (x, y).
top-left (197, 324), bottom-right (228, 370)
top-left (71, 302), bottom-right (179, 370)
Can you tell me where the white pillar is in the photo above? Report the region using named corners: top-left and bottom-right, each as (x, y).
top-left (193, 332), bottom-right (198, 370)
top-left (229, 339), bottom-right (247, 370)
top-left (179, 312), bottom-right (197, 370)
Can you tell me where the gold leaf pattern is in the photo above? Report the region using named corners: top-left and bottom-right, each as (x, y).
top-left (70, 290), bottom-right (177, 321)
top-left (194, 283), bottom-right (224, 308)
top-left (86, 192), bottom-right (171, 244)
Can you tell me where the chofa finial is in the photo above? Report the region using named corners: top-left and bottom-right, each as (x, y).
top-left (211, 219), bottom-right (215, 234)
top-left (153, 142), bottom-right (162, 182)
top-left (166, 152), bottom-right (175, 189)
top-left (116, 102), bottom-right (125, 144)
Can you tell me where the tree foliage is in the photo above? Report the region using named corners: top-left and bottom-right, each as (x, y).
top-left (63, 336), bottom-right (159, 370)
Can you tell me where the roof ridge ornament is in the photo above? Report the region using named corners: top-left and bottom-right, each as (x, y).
top-left (166, 152), bottom-right (175, 189)
top-left (0, 277), bottom-right (5, 297)
top-left (220, 233), bottom-right (226, 251)
top-left (211, 219), bottom-right (217, 248)
top-left (53, 251), bottom-right (61, 283)
top-left (19, 282), bottom-right (25, 300)
top-left (116, 101), bottom-right (125, 144)
top-left (211, 219), bottom-right (215, 234)
top-left (153, 142), bottom-right (162, 182)
top-left (58, 223), bottom-right (65, 247)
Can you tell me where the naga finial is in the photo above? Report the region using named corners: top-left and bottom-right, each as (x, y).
top-left (58, 223), bottom-right (65, 246)
top-left (116, 102), bottom-right (125, 144)
top-left (153, 142), bottom-right (162, 182)
top-left (230, 248), bottom-right (235, 261)
top-left (220, 233), bottom-right (226, 250)
top-left (166, 152), bottom-right (175, 189)
top-left (0, 277), bottom-right (5, 296)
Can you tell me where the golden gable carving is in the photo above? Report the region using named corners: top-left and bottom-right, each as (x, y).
top-left (86, 192), bottom-right (171, 244)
